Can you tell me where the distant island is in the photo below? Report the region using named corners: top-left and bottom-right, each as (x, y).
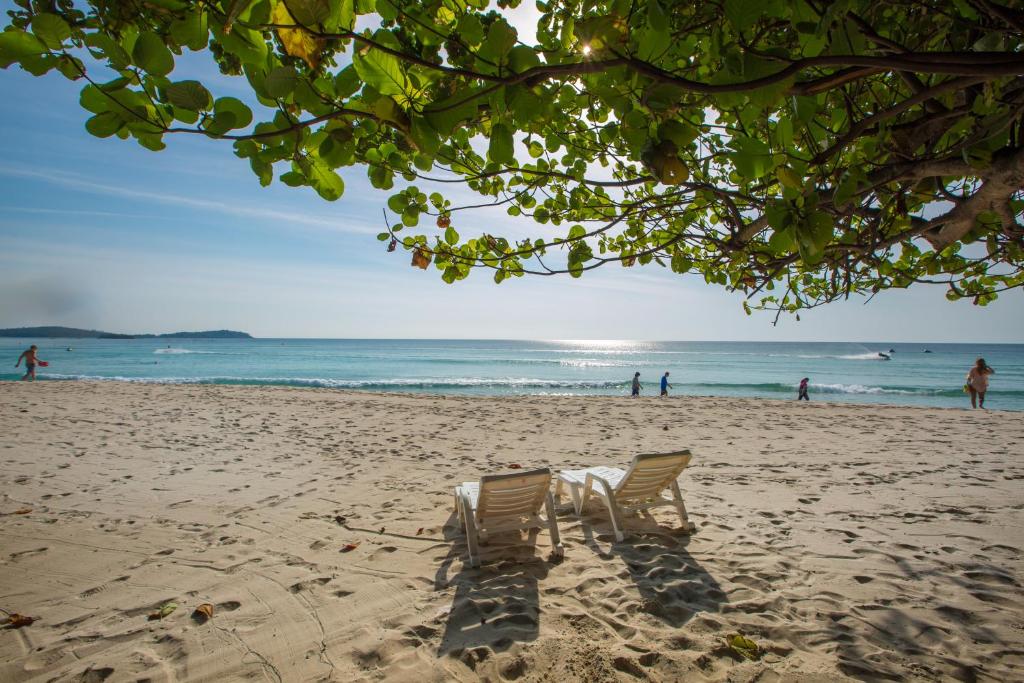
top-left (0, 326), bottom-right (252, 339)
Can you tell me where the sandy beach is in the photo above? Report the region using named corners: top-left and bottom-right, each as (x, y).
top-left (0, 381), bottom-right (1022, 682)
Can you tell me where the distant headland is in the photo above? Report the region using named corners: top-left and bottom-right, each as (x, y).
top-left (0, 326), bottom-right (252, 340)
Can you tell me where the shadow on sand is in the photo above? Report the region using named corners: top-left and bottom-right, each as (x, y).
top-left (434, 511), bottom-right (553, 664)
top-left (579, 512), bottom-right (726, 629)
top-left (433, 506), bottom-right (726, 673)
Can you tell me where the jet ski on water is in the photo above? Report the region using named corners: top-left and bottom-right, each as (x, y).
top-left (878, 352), bottom-right (891, 360)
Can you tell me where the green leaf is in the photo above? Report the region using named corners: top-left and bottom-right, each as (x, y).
top-left (658, 120), bottom-right (698, 148)
top-left (724, 0), bottom-right (760, 33)
top-left (214, 97), bottom-right (253, 128)
top-left (133, 32), bottom-right (174, 76)
top-left (326, 0), bottom-right (356, 32)
top-left (508, 45), bottom-right (540, 73)
top-left (30, 14), bottom-right (71, 50)
top-left (410, 116), bottom-right (440, 156)
top-left (488, 122), bottom-right (514, 165)
top-left (56, 55), bottom-right (85, 81)
top-left (376, 0), bottom-right (398, 21)
top-left (165, 80), bottom-right (212, 111)
top-left (85, 111), bottom-right (124, 138)
top-left (636, 26), bottom-right (670, 61)
top-left (170, 11), bottom-right (209, 51)
top-left (265, 66), bottom-right (299, 98)
top-left (457, 14), bottom-right (485, 46)
top-left (281, 171), bottom-right (305, 186)
top-left (729, 137), bottom-right (771, 178)
top-left (647, 0), bottom-right (667, 28)
top-left (80, 85), bottom-right (109, 114)
top-left (776, 166), bottom-right (801, 190)
top-left (0, 30), bottom-right (48, 68)
top-left (445, 226), bottom-right (459, 244)
top-left (284, 0), bottom-right (332, 26)
top-left (483, 20), bottom-right (517, 61)
top-left (84, 33), bottom-right (130, 69)
top-left (423, 86), bottom-right (486, 135)
top-left (353, 43), bottom-right (408, 98)
top-left (309, 162), bottom-right (345, 200)
top-left (334, 65), bottom-right (360, 98)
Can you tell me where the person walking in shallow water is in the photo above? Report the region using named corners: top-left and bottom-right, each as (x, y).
top-left (798, 377), bottom-right (810, 401)
top-left (660, 372), bottom-right (672, 397)
top-left (966, 358), bottom-right (994, 409)
top-left (631, 372), bottom-right (642, 397)
top-left (15, 345), bottom-right (42, 381)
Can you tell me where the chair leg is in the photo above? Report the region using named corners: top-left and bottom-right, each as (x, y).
top-left (580, 476), bottom-right (595, 514)
top-left (461, 498), bottom-right (481, 567)
top-left (545, 491), bottom-right (564, 558)
top-left (602, 494), bottom-right (626, 542)
top-left (670, 480), bottom-right (696, 533)
top-left (569, 483), bottom-right (583, 515)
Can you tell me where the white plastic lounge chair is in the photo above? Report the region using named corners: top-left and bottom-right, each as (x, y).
top-left (454, 468), bottom-right (563, 568)
top-left (556, 451), bottom-right (695, 541)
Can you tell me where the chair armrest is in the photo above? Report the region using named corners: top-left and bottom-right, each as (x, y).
top-left (584, 472), bottom-right (618, 499)
top-left (458, 489), bottom-right (476, 518)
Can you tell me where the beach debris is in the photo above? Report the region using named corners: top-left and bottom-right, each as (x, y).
top-left (147, 602), bottom-right (178, 621)
top-left (508, 464), bottom-right (522, 469)
top-left (3, 613), bottom-right (36, 629)
top-left (341, 542), bottom-right (360, 553)
top-left (416, 528), bottom-right (424, 536)
top-left (379, 527), bottom-right (385, 534)
top-left (334, 515), bottom-right (347, 526)
top-left (663, 426), bottom-right (669, 431)
top-left (192, 603), bottom-right (214, 623)
top-left (726, 633), bottom-right (760, 661)
top-left (13, 508), bottom-right (32, 515)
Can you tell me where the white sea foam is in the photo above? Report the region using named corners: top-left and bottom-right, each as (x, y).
top-left (810, 382), bottom-right (917, 395)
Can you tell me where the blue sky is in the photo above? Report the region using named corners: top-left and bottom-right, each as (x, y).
top-left (0, 11), bottom-right (1020, 341)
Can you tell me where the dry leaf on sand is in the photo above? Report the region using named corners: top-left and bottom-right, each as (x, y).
top-left (3, 613), bottom-right (35, 628)
top-left (192, 603), bottom-right (214, 623)
top-left (341, 542), bottom-right (360, 553)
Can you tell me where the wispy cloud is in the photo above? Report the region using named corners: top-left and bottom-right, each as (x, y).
top-left (0, 206), bottom-right (162, 220)
top-left (0, 165), bottom-right (377, 235)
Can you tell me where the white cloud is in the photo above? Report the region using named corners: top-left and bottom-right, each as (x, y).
top-left (0, 165), bottom-right (377, 235)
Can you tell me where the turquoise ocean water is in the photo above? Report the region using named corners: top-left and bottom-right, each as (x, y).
top-left (2, 339), bottom-right (1022, 411)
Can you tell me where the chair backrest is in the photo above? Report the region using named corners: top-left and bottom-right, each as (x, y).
top-left (615, 451), bottom-right (692, 501)
top-left (476, 468), bottom-right (552, 522)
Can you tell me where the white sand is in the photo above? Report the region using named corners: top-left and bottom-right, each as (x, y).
top-left (0, 381), bottom-right (1022, 682)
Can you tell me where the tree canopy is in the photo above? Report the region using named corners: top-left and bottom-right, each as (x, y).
top-left (2, 0), bottom-right (1023, 317)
